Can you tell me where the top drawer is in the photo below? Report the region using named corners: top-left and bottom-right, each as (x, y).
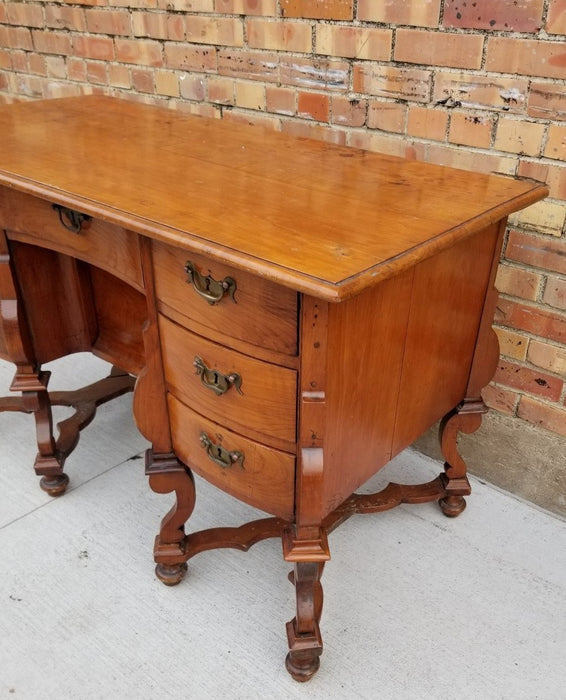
top-left (152, 241), bottom-right (298, 356)
top-left (0, 187), bottom-right (143, 291)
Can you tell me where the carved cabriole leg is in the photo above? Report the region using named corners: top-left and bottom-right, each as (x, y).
top-left (136, 238), bottom-right (196, 586)
top-left (438, 400), bottom-right (485, 517)
top-left (145, 450), bottom-right (195, 586)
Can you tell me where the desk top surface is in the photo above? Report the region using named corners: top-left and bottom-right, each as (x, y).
top-left (0, 95), bottom-right (547, 300)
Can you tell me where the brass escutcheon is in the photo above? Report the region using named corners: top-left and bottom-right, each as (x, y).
top-left (184, 260), bottom-right (236, 305)
top-left (199, 432), bottom-right (245, 470)
top-left (193, 356), bottom-right (242, 396)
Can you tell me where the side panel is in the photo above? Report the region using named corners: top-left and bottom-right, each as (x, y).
top-left (321, 269), bottom-right (414, 514)
top-left (391, 223), bottom-right (500, 454)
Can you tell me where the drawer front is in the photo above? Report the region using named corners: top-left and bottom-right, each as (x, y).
top-left (168, 394), bottom-right (295, 520)
top-left (0, 188), bottom-right (143, 290)
top-left (152, 241), bottom-right (298, 356)
top-left (159, 315), bottom-right (297, 450)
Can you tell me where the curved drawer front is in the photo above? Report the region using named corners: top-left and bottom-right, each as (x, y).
top-left (152, 241), bottom-right (298, 356)
top-left (0, 188), bottom-right (143, 290)
top-left (168, 394), bottom-right (295, 520)
top-left (159, 314), bottom-right (297, 451)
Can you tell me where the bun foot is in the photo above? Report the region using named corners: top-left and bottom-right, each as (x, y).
top-left (39, 473), bottom-right (69, 497)
top-left (439, 495), bottom-right (467, 518)
top-left (155, 562), bottom-right (188, 586)
top-left (285, 651), bottom-right (320, 682)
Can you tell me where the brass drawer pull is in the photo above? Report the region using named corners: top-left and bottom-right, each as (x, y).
top-left (200, 432), bottom-right (245, 469)
top-left (184, 260), bottom-right (236, 305)
top-left (193, 356), bottom-right (242, 396)
top-left (52, 204), bottom-right (91, 234)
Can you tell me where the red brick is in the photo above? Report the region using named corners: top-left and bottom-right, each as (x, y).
top-left (266, 86), bottom-right (296, 116)
top-left (167, 15), bottom-right (185, 42)
top-left (86, 61), bottom-right (108, 85)
top-left (67, 57), bottom-right (87, 82)
top-left (448, 111), bottom-right (494, 148)
top-left (494, 327), bottom-right (529, 361)
top-left (528, 339), bottom-right (566, 375)
top-left (281, 117), bottom-right (347, 145)
top-left (132, 68), bottom-right (155, 93)
top-left (495, 298), bottom-right (566, 345)
top-left (208, 76), bottom-right (235, 105)
top-left (45, 5), bottom-right (86, 32)
top-left (543, 277), bottom-right (566, 311)
top-left (395, 29), bottom-right (483, 70)
top-left (115, 39), bottom-right (162, 67)
top-left (86, 9), bottom-right (131, 35)
top-left (547, 0), bottom-right (566, 34)
top-left (73, 35), bottom-right (114, 61)
top-left (434, 72), bottom-right (528, 113)
top-left (218, 49), bottom-right (279, 83)
top-left (186, 16), bottom-right (243, 47)
top-left (367, 101), bottom-right (406, 133)
top-left (331, 96), bottom-right (366, 127)
top-left (10, 51), bottom-right (28, 73)
top-left (506, 230), bottom-right (566, 276)
top-left (444, 0), bottom-right (544, 32)
top-left (1, 27), bottom-right (33, 51)
top-left (6, 2), bottom-right (44, 28)
top-left (216, 0), bottom-right (277, 15)
top-left (156, 0), bottom-right (208, 9)
top-left (481, 383), bottom-right (519, 415)
top-left (494, 117), bottom-right (545, 157)
top-left (517, 396), bottom-right (566, 436)
top-left (354, 64), bottom-right (432, 103)
top-left (298, 91), bottom-right (329, 122)
top-left (545, 125), bottom-right (566, 160)
top-left (281, 0), bottom-right (353, 20)
top-left (316, 25), bottom-right (392, 61)
top-left (132, 12), bottom-right (169, 40)
top-left (357, 0), bottom-right (441, 27)
top-left (164, 44), bottom-right (217, 73)
top-left (280, 56), bottom-right (349, 91)
top-left (179, 74), bottom-right (205, 101)
top-left (486, 37), bottom-right (566, 80)
top-left (247, 19), bottom-right (311, 53)
top-left (235, 80), bottom-right (266, 110)
top-left (33, 30), bottom-right (73, 56)
top-left (0, 50), bottom-right (11, 70)
top-left (493, 359), bottom-right (563, 401)
top-left (28, 54), bottom-right (47, 77)
top-left (528, 82), bottom-right (566, 121)
top-left (348, 130), bottom-right (425, 160)
top-left (407, 105), bottom-right (448, 141)
top-left (108, 63), bottom-right (130, 88)
top-left (0, 4), bottom-right (6, 23)
top-left (45, 56), bottom-right (67, 80)
top-left (518, 160), bottom-right (566, 201)
top-left (426, 143), bottom-right (516, 175)
top-left (496, 264), bottom-right (542, 301)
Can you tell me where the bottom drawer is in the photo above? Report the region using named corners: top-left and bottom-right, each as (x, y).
top-left (168, 394), bottom-right (295, 520)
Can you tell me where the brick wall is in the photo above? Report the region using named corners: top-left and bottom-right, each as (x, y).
top-left (0, 0), bottom-right (565, 437)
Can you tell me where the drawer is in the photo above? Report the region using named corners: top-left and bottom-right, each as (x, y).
top-left (159, 315), bottom-right (297, 451)
top-left (0, 188), bottom-right (143, 290)
top-left (152, 241), bottom-right (298, 356)
top-left (168, 394), bottom-right (295, 520)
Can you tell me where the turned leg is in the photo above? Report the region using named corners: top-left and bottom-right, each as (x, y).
top-left (438, 399), bottom-right (485, 517)
top-left (285, 560), bottom-right (325, 682)
top-left (146, 449), bottom-right (195, 586)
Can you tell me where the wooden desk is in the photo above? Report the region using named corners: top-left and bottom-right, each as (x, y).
top-left (0, 96), bottom-right (547, 680)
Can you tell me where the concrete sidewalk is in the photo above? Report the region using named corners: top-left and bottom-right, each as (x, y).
top-left (1, 353), bottom-right (564, 699)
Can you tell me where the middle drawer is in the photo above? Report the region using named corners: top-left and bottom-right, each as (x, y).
top-left (158, 314), bottom-right (298, 452)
